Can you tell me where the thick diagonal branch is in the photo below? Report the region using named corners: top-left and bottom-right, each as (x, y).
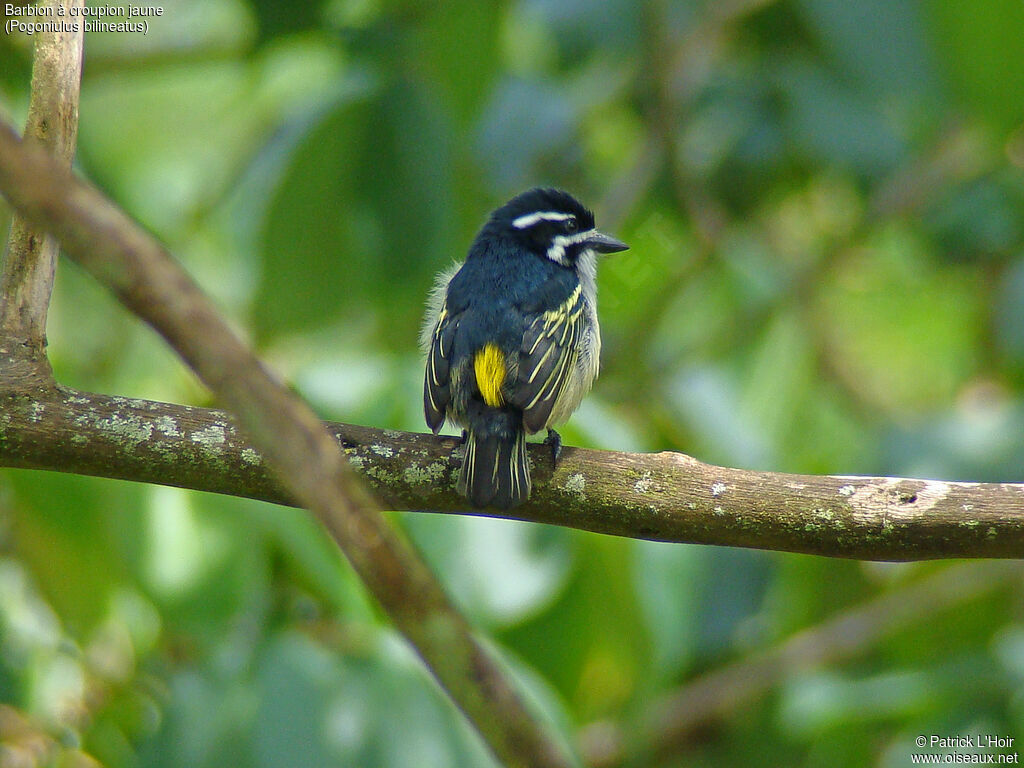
top-left (0, 120), bottom-right (573, 768)
top-left (0, 0), bottom-right (84, 381)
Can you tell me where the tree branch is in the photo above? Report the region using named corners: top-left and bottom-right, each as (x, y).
top-left (1, 385), bottom-right (1023, 561)
top-left (0, 0), bottom-right (84, 385)
top-left (0, 121), bottom-right (573, 768)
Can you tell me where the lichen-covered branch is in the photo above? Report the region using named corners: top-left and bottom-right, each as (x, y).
top-left (2, 386), bottom-right (1023, 561)
top-left (0, 120), bottom-right (573, 768)
top-left (0, 0), bottom-right (84, 378)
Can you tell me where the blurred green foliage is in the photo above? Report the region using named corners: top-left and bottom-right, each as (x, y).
top-left (2, 0), bottom-right (1024, 765)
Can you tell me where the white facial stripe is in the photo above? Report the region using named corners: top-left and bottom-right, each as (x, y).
top-left (545, 228), bottom-right (596, 265)
top-left (512, 211), bottom-right (575, 229)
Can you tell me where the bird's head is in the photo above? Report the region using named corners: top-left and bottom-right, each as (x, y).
top-left (487, 187), bottom-right (628, 267)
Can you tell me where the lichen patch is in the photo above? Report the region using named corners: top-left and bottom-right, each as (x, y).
top-left (190, 424), bottom-right (227, 451)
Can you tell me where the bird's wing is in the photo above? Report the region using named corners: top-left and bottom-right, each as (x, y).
top-left (510, 283), bottom-right (585, 433)
top-left (424, 300), bottom-right (460, 433)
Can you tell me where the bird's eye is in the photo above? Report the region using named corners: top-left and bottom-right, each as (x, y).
top-left (565, 217), bottom-right (578, 233)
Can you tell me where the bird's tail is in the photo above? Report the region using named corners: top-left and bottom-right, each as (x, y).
top-left (457, 429), bottom-right (531, 509)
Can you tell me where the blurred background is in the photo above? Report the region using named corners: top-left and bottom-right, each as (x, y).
top-left (2, 0), bottom-right (1024, 765)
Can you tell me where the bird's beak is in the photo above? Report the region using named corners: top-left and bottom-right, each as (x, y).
top-left (585, 230), bottom-right (629, 254)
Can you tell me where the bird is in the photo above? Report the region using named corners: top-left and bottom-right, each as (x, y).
top-left (420, 187), bottom-right (628, 509)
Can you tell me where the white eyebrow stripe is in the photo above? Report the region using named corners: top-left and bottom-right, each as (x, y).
top-left (512, 211), bottom-right (575, 229)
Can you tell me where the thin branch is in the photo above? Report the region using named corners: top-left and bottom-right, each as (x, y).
top-left (0, 0), bottom-right (84, 378)
top-left (0, 121), bottom-right (573, 768)
top-left (581, 560), bottom-right (1020, 766)
top-left (1, 386), bottom-right (1023, 561)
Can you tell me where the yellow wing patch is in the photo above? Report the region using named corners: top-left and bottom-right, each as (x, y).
top-left (474, 343), bottom-right (506, 407)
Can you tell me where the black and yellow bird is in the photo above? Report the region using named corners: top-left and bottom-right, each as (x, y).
top-left (421, 188), bottom-right (628, 508)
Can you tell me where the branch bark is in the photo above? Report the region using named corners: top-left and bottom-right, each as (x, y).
top-left (2, 385), bottom-right (1024, 561)
top-left (0, 121), bottom-right (573, 768)
top-left (0, 0), bottom-right (84, 385)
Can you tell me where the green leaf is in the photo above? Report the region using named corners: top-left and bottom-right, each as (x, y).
top-left (813, 227), bottom-right (981, 413)
top-left (255, 78), bottom-right (452, 345)
top-left (7, 472), bottom-right (134, 632)
top-left (925, 0), bottom-right (1024, 127)
top-left (796, 0), bottom-right (938, 99)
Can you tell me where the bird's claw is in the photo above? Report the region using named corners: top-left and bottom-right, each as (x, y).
top-left (544, 428), bottom-right (562, 469)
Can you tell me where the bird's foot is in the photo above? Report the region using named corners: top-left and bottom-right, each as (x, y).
top-left (543, 428), bottom-right (562, 469)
